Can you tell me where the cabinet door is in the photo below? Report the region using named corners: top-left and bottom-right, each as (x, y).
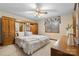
top-left (2, 16), bottom-right (10, 45)
top-left (2, 16), bottom-right (8, 33)
top-left (9, 18), bottom-right (15, 43)
top-left (30, 24), bottom-right (38, 34)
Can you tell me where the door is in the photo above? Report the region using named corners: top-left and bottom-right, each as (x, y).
top-left (8, 18), bottom-right (15, 44)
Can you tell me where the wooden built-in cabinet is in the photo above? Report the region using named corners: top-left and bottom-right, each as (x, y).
top-left (15, 21), bottom-right (38, 34)
top-left (30, 23), bottom-right (38, 34)
top-left (0, 16), bottom-right (15, 45)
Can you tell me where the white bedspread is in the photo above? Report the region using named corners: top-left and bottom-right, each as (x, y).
top-left (15, 35), bottom-right (50, 55)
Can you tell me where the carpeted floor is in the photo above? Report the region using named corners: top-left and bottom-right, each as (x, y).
top-left (0, 40), bottom-right (56, 56)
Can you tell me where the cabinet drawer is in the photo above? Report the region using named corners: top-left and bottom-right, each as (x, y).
top-left (51, 48), bottom-right (73, 56)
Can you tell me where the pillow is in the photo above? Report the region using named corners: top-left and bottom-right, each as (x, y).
top-left (24, 31), bottom-right (32, 36)
top-left (18, 32), bottom-right (24, 36)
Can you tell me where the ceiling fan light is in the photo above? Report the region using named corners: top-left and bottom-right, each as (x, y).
top-left (44, 12), bottom-right (48, 14)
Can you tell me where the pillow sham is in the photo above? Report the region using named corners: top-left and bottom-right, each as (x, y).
top-left (18, 32), bottom-right (24, 36)
top-left (24, 31), bottom-right (32, 36)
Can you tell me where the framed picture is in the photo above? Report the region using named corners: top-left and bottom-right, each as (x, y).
top-left (45, 16), bottom-right (61, 33)
top-left (19, 23), bottom-right (24, 32)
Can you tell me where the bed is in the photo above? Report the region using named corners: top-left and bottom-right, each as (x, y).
top-left (15, 32), bottom-right (50, 55)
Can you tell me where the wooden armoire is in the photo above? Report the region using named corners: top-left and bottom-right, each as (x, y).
top-left (0, 16), bottom-right (15, 45)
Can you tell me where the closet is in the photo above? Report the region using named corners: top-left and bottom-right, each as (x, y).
top-left (0, 16), bottom-right (15, 45)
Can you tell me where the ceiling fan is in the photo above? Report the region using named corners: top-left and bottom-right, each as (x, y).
top-left (35, 8), bottom-right (48, 14)
top-left (34, 8), bottom-right (48, 17)
top-left (24, 3), bottom-right (58, 18)
top-left (25, 4), bottom-right (48, 17)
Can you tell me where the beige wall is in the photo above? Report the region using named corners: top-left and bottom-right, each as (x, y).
top-left (38, 14), bottom-right (73, 40)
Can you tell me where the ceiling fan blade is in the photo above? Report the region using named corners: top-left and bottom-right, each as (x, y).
top-left (40, 11), bottom-right (48, 14)
top-left (41, 9), bottom-right (58, 12)
top-left (24, 11), bottom-right (35, 13)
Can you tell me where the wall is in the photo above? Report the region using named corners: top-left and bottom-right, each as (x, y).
top-left (38, 14), bottom-right (73, 40)
top-left (0, 10), bottom-right (37, 23)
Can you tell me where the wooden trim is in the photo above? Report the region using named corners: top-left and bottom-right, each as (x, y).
top-left (15, 20), bottom-right (37, 24)
top-left (15, 21), bottom-right (25, 24)
top-left (72, 3), bottom-right (78, 37)
top-left (72, 14), bottom-right (76, 37)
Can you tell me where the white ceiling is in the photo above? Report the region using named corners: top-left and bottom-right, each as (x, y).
top-left (0, 3), bottom-right (74, 20)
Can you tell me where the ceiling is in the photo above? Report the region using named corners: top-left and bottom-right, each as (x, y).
top-left (0, 3), bottom-right (74, 20)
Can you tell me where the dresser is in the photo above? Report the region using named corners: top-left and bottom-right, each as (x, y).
top-left (51, 36), bottom-right (79, 56)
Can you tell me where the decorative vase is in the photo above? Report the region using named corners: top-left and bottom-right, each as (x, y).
top-left (67, 33), bottom-right (75, 46)
top-left (75, 37), bottom-right (79, 45)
